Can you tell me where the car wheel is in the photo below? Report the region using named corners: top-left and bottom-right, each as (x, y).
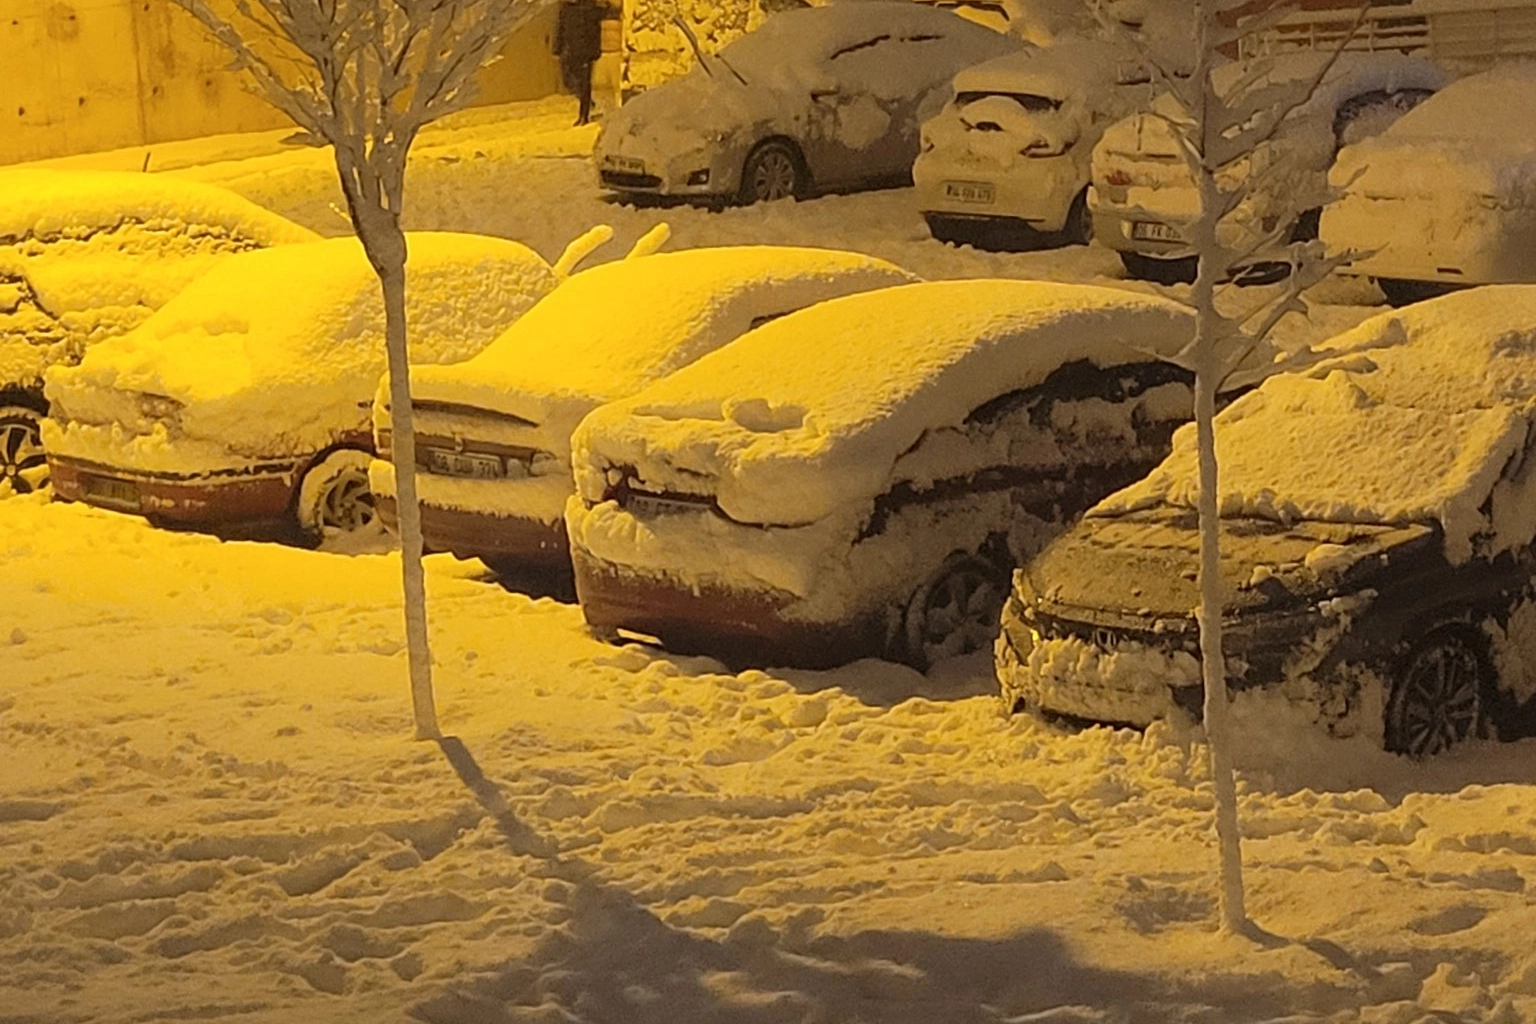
top-left (1385, 630), bottom-right (1489, 759)
top-left (738, 140), bottom-right (805, 204)
top-left (1119, 251), bottom-right (1198, 285)
top-left (1378, 278), bottom-right (1460, 309)
top-left (0, 405), bottom-right (48, 497)
top-left (1061, 188), bottom-right (1092, 246)
top-left (902, 552), bottom-right (1006, 670)
top-left (295, 449), bottom-right (376, 543)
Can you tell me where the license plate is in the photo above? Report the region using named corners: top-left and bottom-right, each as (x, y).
top-left (603, 154), bottom-right (646, 175)
top-left (943, 180), bottom-right (995, 204)
top-left (82, 474), bottom-right (140, 510)
top-left (1131, 220), bottom-right (1183, 243)
top-left (625, 492), bottom-right (703, 517)
top-left (426, 448), bottom-right (504, 479)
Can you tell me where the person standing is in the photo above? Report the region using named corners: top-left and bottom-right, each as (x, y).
top-left (555, 0), bottom-right (605, 126)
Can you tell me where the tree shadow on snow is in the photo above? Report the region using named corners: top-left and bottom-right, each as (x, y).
top-left (422, 737), bottom-right (1371, 1024)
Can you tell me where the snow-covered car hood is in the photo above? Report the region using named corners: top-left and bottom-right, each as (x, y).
top-left (1027, 505), bottom-right (1436, 620)
top-left (573, 280), bottom-right (1195, 527)
top-left (406, 245), bottom-right (915, 455)
top-left (598, 71), bottom-right (764, 159)
top-left (45, 233), bottom-right (555, 458)
top-left (1095, 287), bottom-right (1536, 566)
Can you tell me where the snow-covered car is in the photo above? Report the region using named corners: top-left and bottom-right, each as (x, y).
top-left (914, 38), bottom-right (1146, 250)
top-left (998, 286), bottom-right (1536, 759)
top-left (565, 280), bottom-right (1203, 670)
top-left (1322, 65), bottom-right (1536, 308)
top-left (594, 1), bottom-right (1023, 205)
top-left (43, 233), bottom-right (555, 543)
top-left (1089, 51), bottom-right (1450, 284)
top-left (369, 245), bottom-right (915, 575)
top-left (0, 168), bottom-right (317, 496)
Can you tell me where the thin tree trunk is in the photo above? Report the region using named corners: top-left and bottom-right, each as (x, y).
top-left (379, 257), bottom-right (441, 741)
top-left (1191, 177), bottom-right (1246, 935)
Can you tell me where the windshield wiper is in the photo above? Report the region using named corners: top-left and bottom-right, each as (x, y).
top-left (672, 16), bottom-right (748, 86)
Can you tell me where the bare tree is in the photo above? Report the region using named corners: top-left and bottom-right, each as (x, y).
top-left (1100, 0), bottom-right (1360, 933)
top-left (169, 0), bottom-right (544, 739)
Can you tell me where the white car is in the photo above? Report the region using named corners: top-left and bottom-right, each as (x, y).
top-left (0, 168), bottom-right (317, 495)
top-left (1089, 51), bottom-right (1450, 284)
top-left (914, 38), bottom-right (1147, 250)
top-left (43, 233), bottom-right (555, 543)
top-left (1322, 65), bottom-right (1536, 307)
top-left (566, 280), bottom-right (1204, 671)
top-left (369, 246), bottom-right (914, 577)
top-left (595, 1), bottom-right (1022, 205)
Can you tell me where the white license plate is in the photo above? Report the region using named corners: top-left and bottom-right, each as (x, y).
top-left (82, 474), bottom-right (140, 510)
top-left (625, 492), bottom-right (703, 518)
top-left (1131, 220), bottom-right (1183, 243)
top-left (943, 180), bottom-right (995, 204)
top-left (603, 154), bottom-right (646, 175)
top-left (426, 448), bottom-right (503, 479)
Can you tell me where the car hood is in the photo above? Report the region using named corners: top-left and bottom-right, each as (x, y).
top-left (599, 72), bottom-right (762, 154)
top-left (1026, 505), bottom-right (1437, 622)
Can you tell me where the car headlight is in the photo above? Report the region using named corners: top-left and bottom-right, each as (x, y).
top-left (138, 393), bottom-right (184, 429)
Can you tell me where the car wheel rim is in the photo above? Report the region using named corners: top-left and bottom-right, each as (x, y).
top-left (0, 417), bottom-right (47, 496)
top-left (920, 568), bottom-right (1001, 664)
top-left (1396, 640), bottom-right (1481, 758)
top-left (753, 151), bottom-right (797, 201)
top-left (317, 469), bottom-right (376, 532)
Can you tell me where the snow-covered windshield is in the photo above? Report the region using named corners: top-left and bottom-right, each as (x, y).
top-left (1094, 287), bottom-right (1536, 562)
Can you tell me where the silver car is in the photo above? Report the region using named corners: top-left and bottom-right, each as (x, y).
top-left (595, 1), bottom-right (1022, 205)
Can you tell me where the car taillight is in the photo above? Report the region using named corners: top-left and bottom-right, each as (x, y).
top-left (1105, 169), bottom-right (1134, 187)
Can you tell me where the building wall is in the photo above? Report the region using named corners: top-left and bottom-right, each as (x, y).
top-left (0, 0), bottom-right (561, 166)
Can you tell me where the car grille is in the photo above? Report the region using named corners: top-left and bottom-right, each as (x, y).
top-left (600, 170), bottom-right (663, 189)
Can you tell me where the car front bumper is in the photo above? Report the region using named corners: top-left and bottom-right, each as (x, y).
top-left (49, 453), bottom-right (302, 527)
top-left (594, 146), bottom-right (739, 198)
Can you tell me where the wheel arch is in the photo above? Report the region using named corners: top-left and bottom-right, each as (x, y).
top-left (740, 135), bottom-right (812, 200)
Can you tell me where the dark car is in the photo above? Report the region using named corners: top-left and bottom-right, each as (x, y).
top-left (997, 287), bottom-right (1536, 758)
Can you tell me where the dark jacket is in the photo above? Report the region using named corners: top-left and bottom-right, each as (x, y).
top-left (555, 0), bottom-right (605, 65)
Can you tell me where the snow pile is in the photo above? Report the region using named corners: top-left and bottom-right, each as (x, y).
top-left (573, 279), bottom-right (1194, 528)
top-left (0, 168), bottom-right (317, 390)
top-left (1323, 64), bottom-right (1536, 285)
top-left (43, 233), bottom-right (554, 469)
top-left (1095, 286), bottom-right (1536, 563)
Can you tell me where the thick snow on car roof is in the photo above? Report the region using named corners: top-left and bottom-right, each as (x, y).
top-left (1095, 286), bottom-right (1536, 563)
top-left (1368, 63), bottom-right (1536, 140)
top-left (0, 168), bottom-right (317, 246)
top-left (577, 280), bottom-right (1193, 525)
top-left (950, 37), bottom-right (1138, 100)
top-left (411, 245), bottom-right (914, 414)
top-left (48, 232), bottom-right (555, 407)
top-left (715, 0), bottom-right (1021, 88)
top-left (1206, 50), bottom-right (1450, 113)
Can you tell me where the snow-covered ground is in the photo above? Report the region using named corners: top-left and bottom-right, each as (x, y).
top-left (9, 98), bottom-right (1534, 1024)
top-left (8, 492), bottom-right (1536, 1024)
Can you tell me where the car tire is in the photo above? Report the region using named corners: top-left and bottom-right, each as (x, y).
top-left (1385, 628), bottom-right (1490, 759)
top-left (1119, 251), bottom-right (1198, 286)
top-left (295, 448), bottom-right (377, 544)
top-left (738, 140), bottom-right (806, 205)
top-left (0, 404), bottom-right (48, 497)
top-left (1378, 278), bottom-right (1460, 309)
top-left (1060, 188), bottom-right (1092, 247)
top-left (901, 552), bottom-right (1007, 671)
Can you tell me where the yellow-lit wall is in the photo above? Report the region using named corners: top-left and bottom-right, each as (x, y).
top-left (1, 1), bottom-right (562, 166)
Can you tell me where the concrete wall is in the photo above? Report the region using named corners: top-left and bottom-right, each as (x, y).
top-left (1, 0), bottom-right (562, 166)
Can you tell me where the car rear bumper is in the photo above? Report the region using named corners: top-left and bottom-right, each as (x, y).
top-left (375, 494), bottom-right (571, 570)
top-left (913, 153), bottom-right (1081, 230)
top-left (48, 453), bottom-right (301, 526)
top-left (571, 546), bottom-right (885, 668)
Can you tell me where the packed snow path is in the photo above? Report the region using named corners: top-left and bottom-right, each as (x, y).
top-left (6, 495), bottom-right (1536, 1024)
